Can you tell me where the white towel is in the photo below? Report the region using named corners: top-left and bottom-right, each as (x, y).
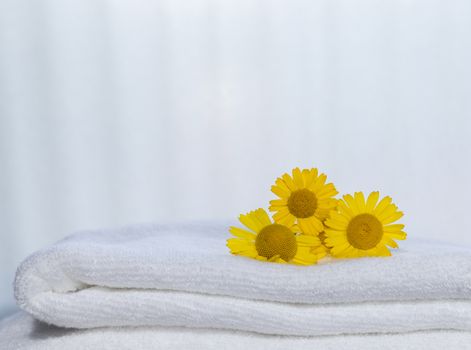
top-left (14, 222), bottom-right (471, 336)
top-left (1, 312), bottom-right (471, 350)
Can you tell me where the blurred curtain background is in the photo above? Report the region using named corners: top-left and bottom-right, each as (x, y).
top-left (1, 0), bottom-right (470, 317)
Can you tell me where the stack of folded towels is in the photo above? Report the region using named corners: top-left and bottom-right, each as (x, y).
top-left (1, 222), bottom-right (471, 349)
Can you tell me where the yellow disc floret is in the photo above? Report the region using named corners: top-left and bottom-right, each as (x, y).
top-left (346, 213), bottom-right (383, 250)
top-left (287, 189), bottom-right (318, 218)
top-left (255, 224), bottom-right (297, 261)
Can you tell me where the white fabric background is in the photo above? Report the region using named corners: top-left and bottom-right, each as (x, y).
top-left (1, 0), bottom-right (470, 317)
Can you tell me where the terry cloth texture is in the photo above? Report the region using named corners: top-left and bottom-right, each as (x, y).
top-left (14, 222), bottom-right (471, 336)
top-left (1, 312), bottom-right (471, 350)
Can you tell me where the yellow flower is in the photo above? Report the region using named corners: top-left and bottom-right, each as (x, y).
top-left (324, 191), bottom-right (406, 258)
top-left (227, 208), bottom-right (326, 265)
top-left (269, 167), bottom-right (338, 235)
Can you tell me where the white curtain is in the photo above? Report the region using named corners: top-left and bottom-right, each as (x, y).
top-left (1, 0), bottom-right (470, 315)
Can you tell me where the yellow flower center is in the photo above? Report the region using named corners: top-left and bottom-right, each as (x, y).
top-left (347, 213), bottom-right (383, 250)
top-left (287, 189), bottom-right (318, 218)
top-left (255, 224), bottom-right (297, 261)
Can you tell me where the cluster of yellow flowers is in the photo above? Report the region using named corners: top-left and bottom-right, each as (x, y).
top-left (227, 167), bottom-right (406, 265)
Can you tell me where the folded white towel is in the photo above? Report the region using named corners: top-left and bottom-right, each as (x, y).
top-left (1, 312), bottom-right (471, 350)
top-left (22, 286), bottom-right (471, 335)
top-left (14, 222), bottom-right (471, 335)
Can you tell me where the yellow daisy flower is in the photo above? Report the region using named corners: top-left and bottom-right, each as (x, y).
top-left (324, 191), bottom-right (407, 258)
top-left (269, 167), bottom-right (338, 235)
top-left (227, 208), bottom-right (326, 265)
